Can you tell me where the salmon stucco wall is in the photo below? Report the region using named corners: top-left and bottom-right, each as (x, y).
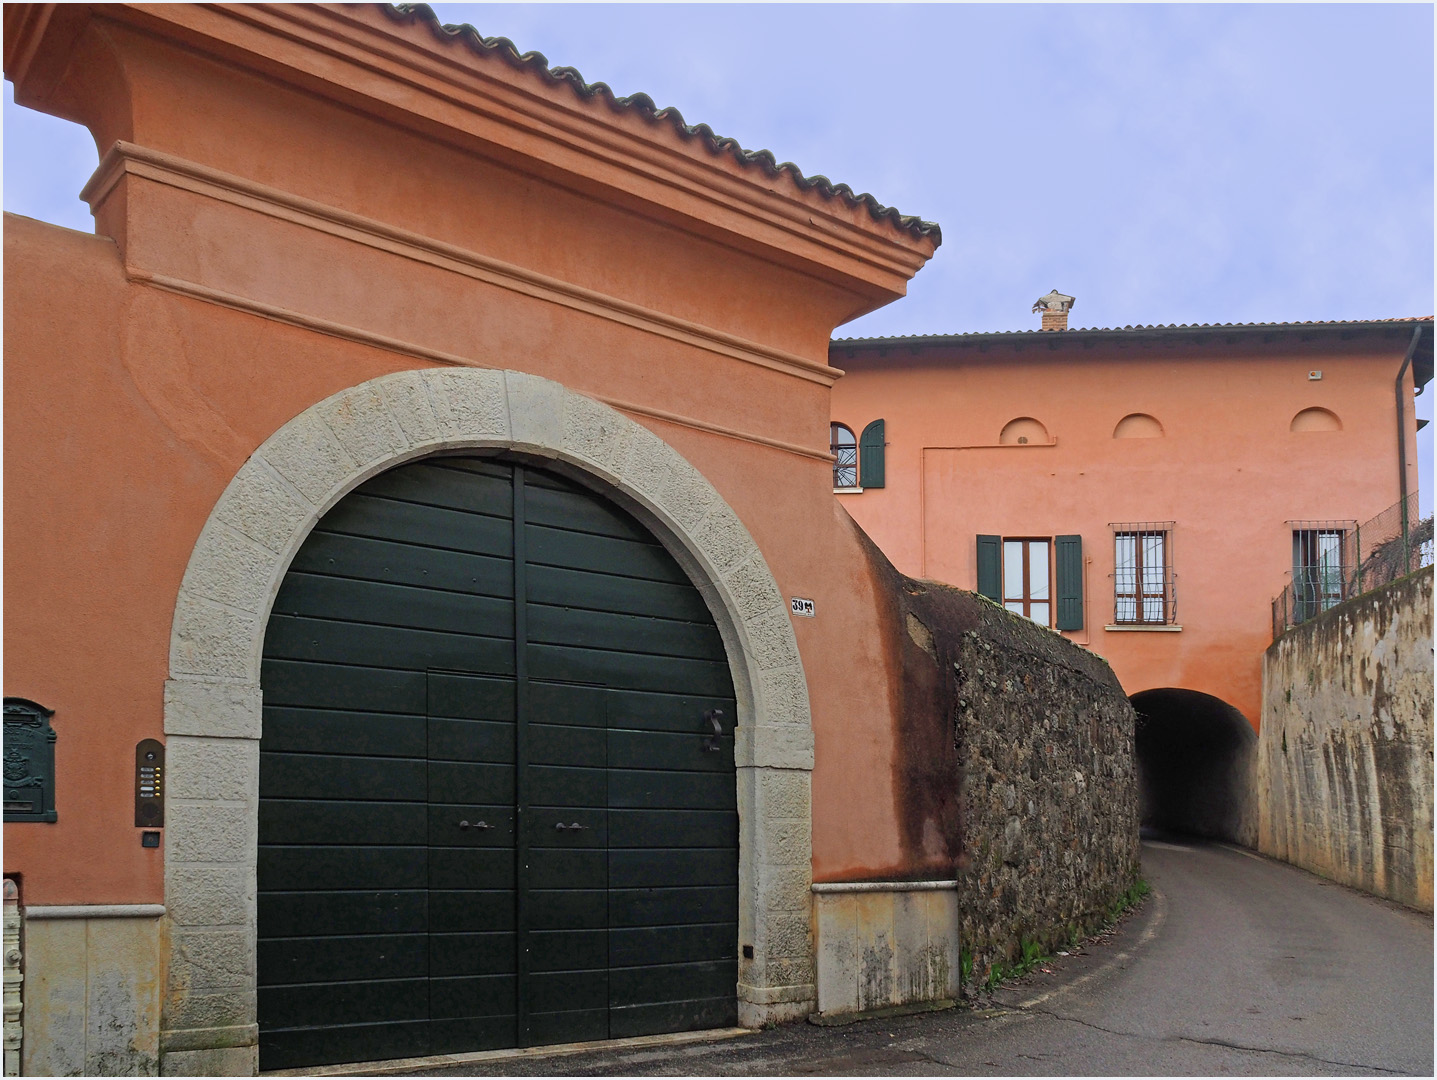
top-left (830, 335), bottom-right (1422, 730)
top-left (1258, 568), bottom-right (1434, 911)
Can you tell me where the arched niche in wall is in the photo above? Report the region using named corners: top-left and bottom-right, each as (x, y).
top-left (1113, 413), bottom-right (1164, 439)
top-left (1290, 407), bottom-right (1342, 432)
top-left (999, 417), bottom-right (1049, 445)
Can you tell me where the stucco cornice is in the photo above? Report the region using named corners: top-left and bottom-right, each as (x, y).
top-left (9, 2), bottom-right (934, 308)
top-left (81, 141), bottom-right (846, 402)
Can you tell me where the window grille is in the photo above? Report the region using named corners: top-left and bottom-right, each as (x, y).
top-left (1288, 520), bottom-right (1358, 624)
top-left (1109, 522), bottom-right (1176, 625)
top-left (830, 423), bottom-right (857, 488)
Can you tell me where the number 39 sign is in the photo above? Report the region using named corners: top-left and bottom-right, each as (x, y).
top-left (790, 597), bottom-right (816, 618)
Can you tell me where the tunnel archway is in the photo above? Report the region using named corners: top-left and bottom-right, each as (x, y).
top-left (1131, 688), bottom-right (1256, 843)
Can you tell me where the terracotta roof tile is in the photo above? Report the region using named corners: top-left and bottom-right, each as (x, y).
top-left (382, 4), bottom-right (941, 243)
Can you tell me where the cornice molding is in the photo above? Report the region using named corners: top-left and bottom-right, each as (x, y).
top-left (101, 3), bottom-right (934, 294)
top-left (85, 141), bottom-right (841, 393)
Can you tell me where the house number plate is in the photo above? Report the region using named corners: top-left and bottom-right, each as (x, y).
top-left (790, 597), bottom-right (816, 618)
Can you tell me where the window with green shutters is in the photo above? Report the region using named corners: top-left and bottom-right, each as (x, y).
top-left (858, 420), bottom-right (885, 488)
top-left (976, 534), bottom-right (1083, 631)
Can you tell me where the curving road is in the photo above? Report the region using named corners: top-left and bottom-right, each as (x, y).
top-left (416, 840), bottom-right (1433, 1077)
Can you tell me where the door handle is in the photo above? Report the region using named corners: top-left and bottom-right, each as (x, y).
top-left (554, 822), bottom-right (589, 831)
top-left (459, 820), bottom-right (491, 830)
top-left (702, 708), bottom-right (725, 752)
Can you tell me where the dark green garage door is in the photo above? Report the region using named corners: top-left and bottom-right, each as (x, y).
top-left (257, 458), bottom-right (739, 1070)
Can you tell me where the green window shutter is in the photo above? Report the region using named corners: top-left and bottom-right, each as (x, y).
top-left (976, 535), bottom-right (1001, 601)
top-left (858, 419), bottom-right (886, 488)
top-left (1055, 534), bottom-right (1084, 631)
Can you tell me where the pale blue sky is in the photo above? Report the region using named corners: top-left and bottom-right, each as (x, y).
top-left (4, 2), bottom-right (1432, 510)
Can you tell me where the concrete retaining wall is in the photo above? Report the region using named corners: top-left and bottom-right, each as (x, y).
top-left (1258, 568), bottom-right (1433, 911)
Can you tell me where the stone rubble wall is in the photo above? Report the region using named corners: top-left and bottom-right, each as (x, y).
top-left (853, 523), bottom-right (1141, 992)
top-left (947, 610), bottom-right (1141, 985)
top-left (1258, 568), bottom-right (1433, 911)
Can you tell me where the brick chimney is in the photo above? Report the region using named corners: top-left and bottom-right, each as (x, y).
top-left (1032, 289), bottom-right (1075, 331)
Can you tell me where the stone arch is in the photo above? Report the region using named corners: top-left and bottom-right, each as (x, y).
top-left (1113, 412), bottom-right (1164, 439)
top-left (1290, 406), bottom-right (1342, 432)
top-left (159, 368), bottom-right (816, 1074)
top-left (999, 416), bottom-right (1050, 445)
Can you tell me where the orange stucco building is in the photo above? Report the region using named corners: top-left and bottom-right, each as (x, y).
top-left (1, 3), bottom-right (982, 1073)
top-left (830, 302), bottom-right (1432, 836)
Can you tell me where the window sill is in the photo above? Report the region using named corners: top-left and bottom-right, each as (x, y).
top-left (833, 486), bottom-right (864, 494)
top-left (1105, 624), bottom-right (1182, 632)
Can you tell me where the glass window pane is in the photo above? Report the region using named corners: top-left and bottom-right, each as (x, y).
top-left (1005, 601), bottom-right (1025, 615)
top-left (1115, 534), bottom-right (1135, 572)
top-left (1029, 602), bottom-right (1050, 626)
top-left (1143, 533), bottom-right (1164, 570)
top-left (1116, 596), bottom-right (1137, 622)
top-left (1028, 541), bottom-right (1049, 600)
top-left (1003, 541), bottom-right (1024, 600)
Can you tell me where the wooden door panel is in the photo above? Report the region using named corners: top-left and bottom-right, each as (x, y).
top-left (258, 845), bottom-right (428, 891)
top-left (429, 932), bottom-right (515, 977)
top-left (260, 800), bottom-right (426, 846)
top-left (257, 934), bottom-right (428, 985)
top-left (261, 707), bottom-right (427, 757)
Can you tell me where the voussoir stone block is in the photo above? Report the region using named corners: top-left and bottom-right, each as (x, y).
top-left (504, 371), bottom-right (564, 456)
top-left (759, 911), bottom-right (813, 959)
top-left (170, 596), bottom-right (259, 681)
top-left (163, 987), bottom-right (255, 1034)
top-left (167, 805), bottom-right (253, 865)
top-left (754, 666), bottom-right (812, 727)
top-left (758, 768), bottom-right (812, 821)
top-left (179, 522), bottom-right (276, 614)
top-left (745, 612), bottom-right (803, 672)
top-left (759, 864), bottom-right (814, 909)
top-left (693, 504), bottom-right (759, 576)
top-left (420, 367), bottom-right (507, 442)
top-left (723, 555), bottom-right (787, 624)
top-left (738, 724), bottom-right (814, 771)
top-left (166, 867), bottom-right (253, 928)
top-left (211, 459), bottom-right (315, 556)
top-left (165, 738), bottom-right (257, 803)
top-left (160, 1045), bottom-right (257, 1077)
top-left (652, 455), bottom-right (716, 532)
top-left (377, 370), bottom-right (443, 445)
top-left (754, 817), bottom-right (814, 867)
top-left (256, 409), bottom-right (356, 507)
top-left (619, 420), bottom-right (678, 503)
top-left (169, 931), bottom-right (253, 991)
top-left (164, 679), bottom-right (262, 739)
top-left (562, 391), bottom-right (636, 481)
top-left (314, 381), bottom-right (411, 469)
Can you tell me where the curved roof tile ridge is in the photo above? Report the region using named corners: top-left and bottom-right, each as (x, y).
top-left (833, 315), bottom-right (1433, 343)
top-left (382, 4), bottom-right (941, 243)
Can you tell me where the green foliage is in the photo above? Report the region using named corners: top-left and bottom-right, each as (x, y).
top-left (959, 946), bottom-right (974, 987)
top-left (1104, 878), bottom-right (1151, 923)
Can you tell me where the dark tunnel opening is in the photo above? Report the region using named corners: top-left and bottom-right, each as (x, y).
top-left (1132, 688), bottom-right (1257, 843)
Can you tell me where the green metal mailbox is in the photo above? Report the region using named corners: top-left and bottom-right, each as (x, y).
top-left (4, 698), bottom-right (57, 822)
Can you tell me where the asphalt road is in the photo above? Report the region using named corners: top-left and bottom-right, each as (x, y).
top-left (389, 840), bottom-right (1433, 1077)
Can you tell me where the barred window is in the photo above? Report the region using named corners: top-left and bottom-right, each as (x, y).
top-left (830, 423), bottom-right (858, 489)
top-left (1112, 522), bottom-right (1175, 625)
top-left (1291, 522), bottom-right (1356, 620)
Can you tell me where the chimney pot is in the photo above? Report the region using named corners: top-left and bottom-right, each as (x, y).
top-left (1032, 289), bottom-right (1076, 331)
